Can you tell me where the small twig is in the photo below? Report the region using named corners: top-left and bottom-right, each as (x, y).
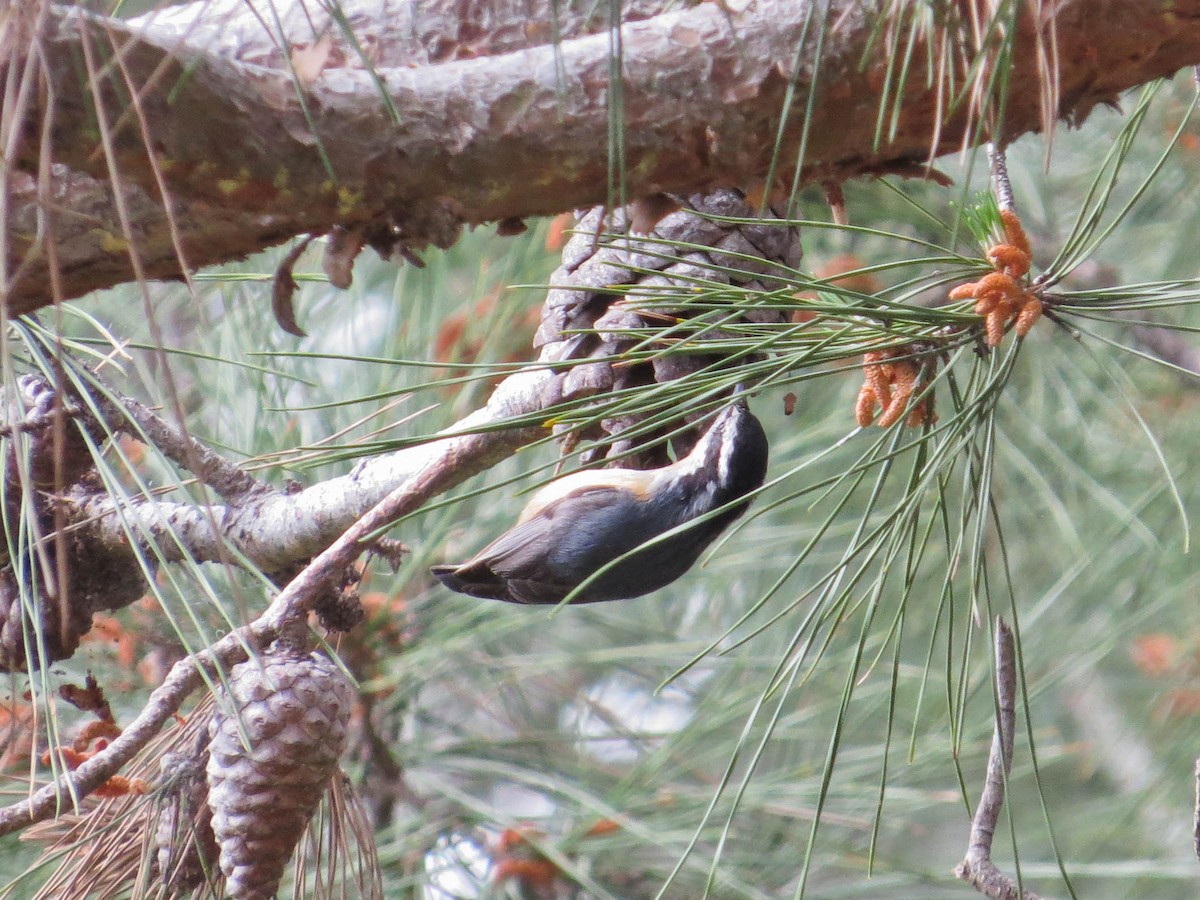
top-left (988, 143), bottom-right (1015, 213)
top-left (0, 404), bottom-right (83, 439)
top-left (954, 616), bottom-right (1042, 900)
top-left (91, 381), bottom-right (265, 502)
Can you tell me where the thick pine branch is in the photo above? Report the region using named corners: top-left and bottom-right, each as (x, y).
top-left (73, 368), bottom-right (552, 572)
top-left (5, 0), bottom-right (1200, 311)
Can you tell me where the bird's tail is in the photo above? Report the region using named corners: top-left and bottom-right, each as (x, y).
top-left (430, 565), bottom-right (467, 593)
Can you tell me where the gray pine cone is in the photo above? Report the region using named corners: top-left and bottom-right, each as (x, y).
top-left (155, 740), bottom-right (220, 893)
top-left (206, 645), bottom-right (353, 900)
top-left (535, 190), bottom-right (801, 467)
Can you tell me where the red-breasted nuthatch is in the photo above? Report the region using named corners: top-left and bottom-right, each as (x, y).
top-left (431, 401), bottom-right (768, 604)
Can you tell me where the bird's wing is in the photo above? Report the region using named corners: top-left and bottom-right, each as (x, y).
top-left (516, 469), bottom-right (654, 524)
top-left (478, 485), bottom-right (631, 568)
top-left (442, 485), bottom-right (648, 604)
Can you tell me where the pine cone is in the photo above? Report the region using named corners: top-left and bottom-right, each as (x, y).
top-left (155, 741), bottom-right (220, 893)
top-left (2, 374), bottom-right (95, 494)
top-left (206, 644), bottom-right (353, 900)
top-left (0, 564), bottom-right (92, 672)
top-left (0, 531), bottom-right (146, 672)
top-left (535, 190), bottom-right (801, 467)
top-left (0, 374), bottom-right (147, 672)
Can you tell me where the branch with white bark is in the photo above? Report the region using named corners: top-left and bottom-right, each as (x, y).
top-left (73, 366), bottom-right (554, 572)
top-left (955, 617), bottom-right (1042, 900)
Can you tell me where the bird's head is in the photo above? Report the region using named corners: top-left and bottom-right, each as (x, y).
top-left (670, 400), bottom-right (769, 506)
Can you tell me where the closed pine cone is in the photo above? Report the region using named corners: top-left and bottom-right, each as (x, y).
top-left (206, 645), bottom-right (353, 900)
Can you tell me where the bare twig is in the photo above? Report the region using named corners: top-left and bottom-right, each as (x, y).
top-left (90, 383), bottom-right (265, 501)
top-left (988, 143), bottom-right (1015, 213)
top-left (0, 366), bottom-right (553, 837)
top-left (954, 616), bottom-right (1042, 900)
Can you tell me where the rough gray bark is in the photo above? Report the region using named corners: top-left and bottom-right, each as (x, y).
top-left (5, 0), bottom-right (1200, 311)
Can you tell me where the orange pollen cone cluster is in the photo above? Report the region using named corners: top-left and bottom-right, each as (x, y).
top-left (855, 347), bottom-right (936, 429)
top-left (949, 209), bottom-right (1042, 347)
